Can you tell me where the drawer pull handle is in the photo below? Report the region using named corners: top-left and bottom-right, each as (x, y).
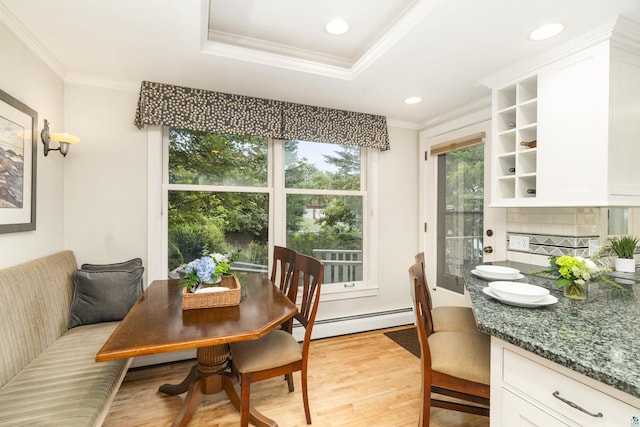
top-left (552, 391), bottom-right (603, 418)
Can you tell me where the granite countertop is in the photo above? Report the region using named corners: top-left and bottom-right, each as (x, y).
top-left (463, 261), bottom-right (640, 399)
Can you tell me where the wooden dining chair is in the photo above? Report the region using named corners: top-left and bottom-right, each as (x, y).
top-left (409, 261), bottom-right (490, 426)
top-left (230, 253), bottom-right (323, 427)
top-left (414, 252), bottom-right (479, 333)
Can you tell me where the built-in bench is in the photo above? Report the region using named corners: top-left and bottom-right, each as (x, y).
top-left (0, 251), bottom-right (131, 426)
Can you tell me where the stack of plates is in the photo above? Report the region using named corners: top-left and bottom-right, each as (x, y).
top-left (472, 265), bottom-right (524, 280)
top-left (483, 281), bottom-right (557, 307)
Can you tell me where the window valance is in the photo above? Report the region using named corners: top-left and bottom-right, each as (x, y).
top-left (134, 81), bottom-right (390, 151)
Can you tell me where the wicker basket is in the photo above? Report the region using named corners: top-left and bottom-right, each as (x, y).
top-left (181, 275), bottom-right (241, 310)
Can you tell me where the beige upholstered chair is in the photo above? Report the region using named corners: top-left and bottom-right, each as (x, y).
top-left (414, 252), bottom-right (479, 333)
top-left (230, 253), bottom-right (323, 426)
top-left (409, 261), bottom-right (490, 426)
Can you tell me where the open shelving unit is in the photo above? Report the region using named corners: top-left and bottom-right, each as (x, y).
top-left (494, 76), bottom-right (538, 201)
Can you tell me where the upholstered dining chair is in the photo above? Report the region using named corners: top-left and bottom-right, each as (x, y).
top-left (414, 252), bottom-right (479, 333)
top-left (409, 261), bottom-right (490, 426)
top-left (230, 253), bottom-right (323, 427)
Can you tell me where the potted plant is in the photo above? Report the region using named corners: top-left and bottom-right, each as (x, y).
top-left (608, 235), bottom-right (639, 273)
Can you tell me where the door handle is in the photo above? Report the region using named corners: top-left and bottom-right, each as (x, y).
top-left (483, 246), bottom-right (493, 254)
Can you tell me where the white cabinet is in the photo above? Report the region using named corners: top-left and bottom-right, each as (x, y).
top-left (489, 18), bottom-right (640, 207)
top-left (491, 338), bottom-right (640, 427)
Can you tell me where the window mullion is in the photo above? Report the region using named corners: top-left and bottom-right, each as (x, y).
top-left (272, 139), bottom-right (286, 245)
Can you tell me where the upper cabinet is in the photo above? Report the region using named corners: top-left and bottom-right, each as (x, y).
top-left (486, 16), bottom-right (640, 207)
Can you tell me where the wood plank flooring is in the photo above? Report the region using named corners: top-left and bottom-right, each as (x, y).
top-left (103, 326), bottom-right (489, 427)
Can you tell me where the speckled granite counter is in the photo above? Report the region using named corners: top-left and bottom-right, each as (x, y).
top-left (463, 261), bottom-right (640, 399)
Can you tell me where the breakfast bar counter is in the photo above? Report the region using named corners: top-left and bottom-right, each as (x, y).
top-left (463, 262), bottom-right (640, 400)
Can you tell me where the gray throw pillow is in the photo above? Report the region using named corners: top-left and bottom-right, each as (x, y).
top-left (68, 266), bottom-right (144, 329)
top-left (80, 258), bottom-right (143, 293)
top-left (81, 257), bottom-right (142, 271)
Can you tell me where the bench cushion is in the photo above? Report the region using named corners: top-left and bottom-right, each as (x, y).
top-left (0, 322), bottom-right (130, 427)
top-left (0, 251), bottom-right (77, 388)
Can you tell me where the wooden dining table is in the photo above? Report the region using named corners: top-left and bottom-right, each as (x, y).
top-left (96, 274), bottom-right (298, 427)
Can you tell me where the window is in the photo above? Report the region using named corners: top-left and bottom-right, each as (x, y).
top-left (165, 130), bottom-right (370, 290)
top-left (284, 140), bottom-right (365, 285)
top-left (167, 130), bottom-right (270, 274)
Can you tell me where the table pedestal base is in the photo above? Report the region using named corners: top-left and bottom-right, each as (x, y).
top-left (159, 344), bottom-right (278, 427)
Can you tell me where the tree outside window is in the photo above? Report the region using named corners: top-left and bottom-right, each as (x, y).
top-left (167, 130), bottom-right (365, 285)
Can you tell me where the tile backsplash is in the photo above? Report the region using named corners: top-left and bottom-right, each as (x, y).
top-left (506, 207), bottom-right (604, 266)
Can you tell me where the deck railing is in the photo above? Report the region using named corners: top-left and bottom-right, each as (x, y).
top-left (312, 249), bottom-right (363, 284)
top-left (171, 250), bottom-right (364, 285)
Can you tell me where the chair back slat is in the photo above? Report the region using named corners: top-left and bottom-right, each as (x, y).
top-left (414, 252), bottom-right (434, 310)
top-left (409, 261), bottom-right (435, 338)
top-left (271, 246), bottom-right (297, 299)
top-left (291, 254), bottom-right (323, 340)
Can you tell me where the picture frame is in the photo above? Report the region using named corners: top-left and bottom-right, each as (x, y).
top-left (0, 89), bottom-right (37, 233)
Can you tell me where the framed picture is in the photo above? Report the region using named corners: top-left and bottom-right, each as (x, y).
top-left (0, 89), bottom-right (37, 233)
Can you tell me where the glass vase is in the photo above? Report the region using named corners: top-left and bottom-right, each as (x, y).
top-left (564, 281), bottom-right (588, 300)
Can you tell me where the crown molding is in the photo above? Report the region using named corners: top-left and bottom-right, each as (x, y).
top-left (386, 118), bottom-right (421, 130)
top-left (202, 40), bottom-right (355, 80)
top-left (201, 0), bottom-right (444, 80)
top-left (64, 74), bottom-right (141, 92)
top-left (208, 30), bottom-right (353, 68)
top-left (1, 3), bottom-right (67, 79)
top-left (611, 15), bottom-right (640, 53)
top-left (419, 96), bottom-right (491, 131)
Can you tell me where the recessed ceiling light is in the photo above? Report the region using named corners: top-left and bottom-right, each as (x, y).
top-left (404, 96), bottom-right (422, 105)
top-left (325, 18), bottom-right (350, 35)
top-left (529, 23), bottom-right (564, 41)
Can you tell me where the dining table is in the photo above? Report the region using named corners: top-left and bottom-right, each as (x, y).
top-left (96, 274), bottom-right (298, 427)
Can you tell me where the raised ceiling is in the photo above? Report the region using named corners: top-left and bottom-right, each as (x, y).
top-left (2, 0), bottom-right (640, 126)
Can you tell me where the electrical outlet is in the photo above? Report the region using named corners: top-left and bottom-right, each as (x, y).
top-left (509, 235), bottom-right (530, 252)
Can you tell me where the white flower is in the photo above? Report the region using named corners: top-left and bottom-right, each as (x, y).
top-left (210, 253), bottom-right (229, 263)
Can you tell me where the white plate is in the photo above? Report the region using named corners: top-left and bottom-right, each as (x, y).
top-left (488, 281), bottom-right (549, 303)
top-left (474, 264), bottom-right (521, 279)
top-left (483, 287), bottom-right (558, 307)
top-left (472, 269), bottom-right (525, 281)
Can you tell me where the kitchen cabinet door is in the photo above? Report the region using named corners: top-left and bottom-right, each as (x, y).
top-left (536, 42), bottom-right (611, 206)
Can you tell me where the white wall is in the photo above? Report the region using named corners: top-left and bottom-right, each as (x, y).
top-left (63, 83), bottom-right (148, 276)
top-left (0, 23), bottom-right (65, 268)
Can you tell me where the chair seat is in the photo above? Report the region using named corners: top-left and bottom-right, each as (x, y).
top-left (428, 331), bottom-right (490, 385)
top-left (432, 306), bottom-right (478, 333)
top-left (230, 330), bottom-right (302, 373)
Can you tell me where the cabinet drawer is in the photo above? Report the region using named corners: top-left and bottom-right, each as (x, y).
top-left (502, 389), bottom-right (572, 427)
top-left (503, 348), bottom-right (640, 426)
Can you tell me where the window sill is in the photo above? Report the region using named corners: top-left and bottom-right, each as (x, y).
top-left (318, 283), bottom-right (379, 302)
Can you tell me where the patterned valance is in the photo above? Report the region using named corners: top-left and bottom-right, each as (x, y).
top-left (134, 81), bottom-right (390, 151)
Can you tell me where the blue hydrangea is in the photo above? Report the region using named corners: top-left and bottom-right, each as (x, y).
top-left (186, 256), bottom-right (217, 282)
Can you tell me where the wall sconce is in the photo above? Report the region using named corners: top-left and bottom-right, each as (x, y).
top-left (41, 119), bottom-right (80, 157)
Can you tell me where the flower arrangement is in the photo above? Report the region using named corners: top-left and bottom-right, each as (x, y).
top-left (180, 252), bottom-right (231, 292)
top-left (536, 255), bottom-right (620, 299)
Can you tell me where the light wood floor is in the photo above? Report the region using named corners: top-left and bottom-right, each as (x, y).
top-left (103, 326), bottom-right (489, 427)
